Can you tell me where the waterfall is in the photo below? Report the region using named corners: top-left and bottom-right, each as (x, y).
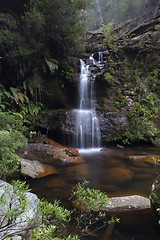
top-left (72, 55), bottom-right (102, 149)
top-left (98, 52), bottom-right (103, 62)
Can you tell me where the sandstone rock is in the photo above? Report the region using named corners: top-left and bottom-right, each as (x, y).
top-left (100, 148), bottom-right (107, 153)
top-left (18, 139), bottom-right (84, 167)
top-left (36, 164), bottom-right (58, 178)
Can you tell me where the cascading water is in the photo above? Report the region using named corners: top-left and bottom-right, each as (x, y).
top-left (72, 55), bottom-right (102, 149)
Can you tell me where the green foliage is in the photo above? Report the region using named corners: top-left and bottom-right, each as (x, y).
top-left (45, 58), bottom-right (58, 74)
top-left (71, 181), bottom-right (110, 232)
top-left (122, 104), bottom-right (158, 144)
top-left (0, 0), bottom-right (90, 110)
top-left (102, 23), bottom-right (120, 51)
top-left (0, 180), bottom-right (31, 224)
top-left (0, 180), bottom-right (114, 240)
top-left (0, 85), bottom-right (43, 116)
top-left (155, 25), bottom-right (160, 42)
top-left (113, 88), bottom-right (127, 110)
top-left (0, 112), bottom-right (27, 179)
top-left (102, 28), bottom-right (160, 145)
top-left (31, 181), bottom-right (112, 239)
top-left (104, 73), bottom-right (114, 84)
top-left (31, 199), bottom-right (72, 240)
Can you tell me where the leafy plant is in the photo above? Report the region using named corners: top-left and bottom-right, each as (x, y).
top-left (71, 181), bottom-right (111, 234)
top-left (102, 23), bottom-right (120, 52)
top-left (0, 179), bottom-right (116, 240)
top-left (104, 73), bottom-right (114, 84)
top-left (0, 112), bottom-right (27, 179)
top-left (45, 58), bottom-right (58, 74)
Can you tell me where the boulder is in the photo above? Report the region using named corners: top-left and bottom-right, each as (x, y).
top-left (100, 195), bottom-right (151, 211)
top-left (100, 195), bottom-right (152, 226)
top-left (18, 138), bottom-right (84, 167)
top-left (0, 180), bottom-right (39, 240)
top-left (18, 158), bottom-right (58, 178)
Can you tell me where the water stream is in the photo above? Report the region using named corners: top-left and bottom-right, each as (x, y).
top-left (72, 55), bottom-right (102, 149)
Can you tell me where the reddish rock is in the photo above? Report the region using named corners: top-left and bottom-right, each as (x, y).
top-left (74, 194), bottom-right (152, 226)
top-left (18, 137), bottom-right (84, 166)
top-left (100, 148), bottom-right (107, 152)
top-left (68, 72), bottom-right (80, 77)
top-left (129, 154), bottom-right (160, 167)
top-left (36, 164), bottom-right (58, 178)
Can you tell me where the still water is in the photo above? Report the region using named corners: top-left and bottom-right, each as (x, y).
top-left (28, 144), bottom-right (160, 239)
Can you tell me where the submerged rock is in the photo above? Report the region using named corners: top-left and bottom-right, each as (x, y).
top-left (64, 163), bottom-right (90, 182)
top-left (129, 154), bottom-right (160, 167)
top-left (101, 167), bottom-right (133, 185)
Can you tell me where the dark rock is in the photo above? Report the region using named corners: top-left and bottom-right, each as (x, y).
top-left (99, 111), bottom-right (128, 141)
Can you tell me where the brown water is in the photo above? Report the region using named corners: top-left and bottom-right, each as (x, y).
top-left (28, 144), bottom-right (160, 239)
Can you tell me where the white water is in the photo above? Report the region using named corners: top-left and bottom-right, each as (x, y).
top-left (73, 57), bottom-right (102, 149)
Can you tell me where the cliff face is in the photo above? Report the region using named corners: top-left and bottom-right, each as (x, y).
top-left (84, 7), bottom-right (160, 145)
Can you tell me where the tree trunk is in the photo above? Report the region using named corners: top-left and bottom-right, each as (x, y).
top-left (95, 0), bottom-right (104, 26)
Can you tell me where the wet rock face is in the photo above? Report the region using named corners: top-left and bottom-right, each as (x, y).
top-left (99, 111), bottom-right (128, 141)
top-left (59, 110), bottom-right (128, 144)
